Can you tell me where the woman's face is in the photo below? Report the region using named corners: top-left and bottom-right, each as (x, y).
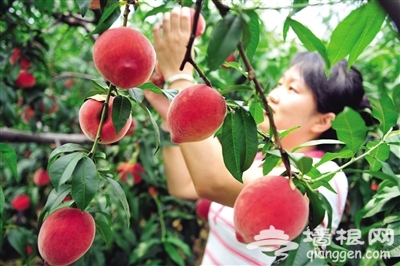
top-left (258, 67), bottom-right (321, 148)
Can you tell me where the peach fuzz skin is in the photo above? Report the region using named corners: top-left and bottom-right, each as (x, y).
top-left (93, 27), bottom-right (156, 89)
top-left (234, 175), bottom-right (309, 244)
top-left (167, 84), bottom-right (227, 143)
top-left (79, 95), bottom-right (132, 144)
top-left (38, 207), bottom-right (95, 266)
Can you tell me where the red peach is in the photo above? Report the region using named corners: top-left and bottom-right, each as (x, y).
top-left (21, 106), bottom-right (36, 123)
top-left (10, 48), bottom-right (31, 69)
top-left (189, 8), bottom-right (206, 38)
top-left (33, 168), bottom-right (51, 186)
top-left (195, 198), bottom-right (212, 220)
top-left (89, 0), bottom-right (100, 9)
top-left (222, 53), bottom-right (235, 69)
top-left (167, 84), bottom-right (227, 143)
top-left (116, 162), bottom-right (145, 184)
top-left (93, 27), bottom-right (156, 89)
top-left (148, 186), bottom-right (158, 198)
top-left (64, 78), bottom-right (75, 89)
top-left (79, 95), bottom-right (133, 144)
top-left (38, 207), bottom-right (95, 266)
top-left (234, 176), bottom-right (309, 244)
top-left (11, 194), bottom-right (30, 211)
top-left (15, 70), bottom-right (36, 89)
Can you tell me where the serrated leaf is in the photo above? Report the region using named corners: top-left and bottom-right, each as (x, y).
top-left (249, 101), bottom-right (264, 124)
top-left (49, 152), bottom-right (84, 190)
top-left (221, 107), bottom-right (258, 182)
top-left (71, 156), bottom-right (98, 211)
top-left (48, 143), bottom-right (87, 167)
top-left (365, 141), bottom-right (390, 171)
top-left (291, 0), bottom-right (309, 14)
top-left (138, 102), bottom-right (160, 154)
top-left (106, 177), bottom-right (130, 227)
top-left (138, 82), bottom-right (163, 94)
top-left (0, 143), bottom-right (18, 181)
top-left (348, 1), bottom-right (387, 67)
top-left (207, 14), bottom-right (244, 71)
top-left (95, 219), bottom-right (113, 247)
top-left (286, 17), bottom-right (329, 67)
top-left (92, 79), bottom-right (109, 90)
top-left (112, 95), bottom-right (132, 134)
top-left (162, 89), bottom-right (178, 102)
top-left (369, 94), bottom-right (398, 134)
top-left (332, 107), bottom-right (367, 154)
top-left (165, 235), bottom-right (192, 257)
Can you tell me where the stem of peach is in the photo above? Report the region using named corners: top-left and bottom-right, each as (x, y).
top-left (88, 84), bottom-right (114, 159)
top-left (122, 2), bottom-right (130, 27)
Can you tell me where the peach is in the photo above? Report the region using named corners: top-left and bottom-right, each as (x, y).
top-left (234, 176), bottom-right (309, 244)
top-left (89, 0), bottom-right (100, 9)
top-left (40, 95), bottom-right (59, 115)
top-left (11, 194), bottom-right (30, 211)
top-left (21, 106), bottom-right (36, 123)
top-left (148, 186), bottom-right (158, 198)
top-left (189, 8), bottom-right (206, 38)
top-left (195, 198), bottom-right (212, 220)
top-left (33, 168), bottom-right (51, 186)
top-left (116, 162), bottom-right (145, 184)
top-left (167, 84), bottom-right (226, 143)
top-left (15, 70), bottom-right (36, 88)
top-left (38, 207), bottom-right (95, 266)
top-left (10, 48), bottom-right (31, 69)
top-left (222, 53), bottom-right (235, 69)
top-left (79, 95), bottom-right (133, 144)
top-left (93, 27), bottom-right (156, 89)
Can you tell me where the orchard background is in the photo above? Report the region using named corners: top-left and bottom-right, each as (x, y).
top-left (1, 0), bottom-right (399, 265)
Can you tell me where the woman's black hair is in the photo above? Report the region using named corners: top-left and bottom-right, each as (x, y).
top-left (289, 52), bottom-right (372, 151)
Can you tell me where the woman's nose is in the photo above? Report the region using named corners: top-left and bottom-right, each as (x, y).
top-left (267, 92), bottom-right (279, 103)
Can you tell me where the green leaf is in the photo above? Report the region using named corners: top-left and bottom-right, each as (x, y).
top-left (262, 152), bottom-right (281, 176)
top-left (221, 108), bottom-right (258, 182)
top-left (48, 143), bottom-right (87, 167)
top-left (87, 1), bottom-right (121, 37)
top-left (37, 185), bottom-right (72, 228)
top-left (369, 93), bottom-right (398, 134)
top-left (287, 152), bottom-right (313, 174)
top-left (0, 143), bottom-right (18, 181)
top-left (74, 0), bottom-right (91, 17)
top-left (49, 152), bottom-right (84, 190)
top-left (138, 102), bottom-right (161, 154)
top-left (164, 242), bottom-right (185, 266)
top-left (112, 95), bottom-right (132, 134)
top-left (316, 146), bottom-right (353, 167)
top-left (249, 101), bottom-right (264, 125)
top-left (327, 1), bottom-right (385, 67)
top-left (92, 79), bottom-right (109, 91)
top-left (286, 17), bottom-right (329, 67)
top-left (128, 87), bottom-right (145, 103)
top-left (305, 188), bottom-right (326, 229)
top-left (242, 10), bottom-right (259, 60)
top-left (207, 14), bottom-right (244, 71)
top-left (138, 82), bottom-right (163, 94)
top-left (95, 218), bottom-right (113, 247)
top-left (165, 235), bottom-right (192, 257)
top-left (365, 141), bottom-right (391, 171)
top-left (332, 107), bottom-right (367, 154)
top-left (7, 228), bottom-right (26, 257)
top-left (71, 156), bottom-right (98, 211)
top-left (162, 89), bottom-right (179, 102)
top-left (106, 177), bottom-right (131, 227)
top-left (347, 1), bottom-right (387, 67)
top-left (291, 0), bottom-right (309, 14)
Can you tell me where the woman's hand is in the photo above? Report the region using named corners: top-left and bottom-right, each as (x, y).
top-left (153, 6), bottom-right (194, 81)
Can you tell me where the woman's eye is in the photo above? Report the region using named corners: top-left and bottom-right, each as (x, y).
top-left (289, 87), bottom-right (297, 92)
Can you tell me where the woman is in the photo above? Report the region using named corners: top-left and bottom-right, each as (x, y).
top-left (145, 7), bottom-right (365, 265)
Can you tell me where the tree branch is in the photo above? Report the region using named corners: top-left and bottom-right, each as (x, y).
top-left (0, 127), bottom-right (92, 145)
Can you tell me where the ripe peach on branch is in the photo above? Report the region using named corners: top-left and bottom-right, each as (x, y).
top-left (38, 207), bottom-right (95, 266)
top-left (93, 27), bottom-right (156, 89)
top-left (234, 176), bottom-right (309, 243)
top-left (33, 168), bottom-right (51, 186)
top-left (11, 194), bottom-right (31, 211)
top-left (167, 84), bottom-right (227, 143)
top-left (79, 95), bottom-right (133, 144)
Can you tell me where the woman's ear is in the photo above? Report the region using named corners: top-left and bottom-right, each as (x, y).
top-left (311, 112), bottom-right (336, 134)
